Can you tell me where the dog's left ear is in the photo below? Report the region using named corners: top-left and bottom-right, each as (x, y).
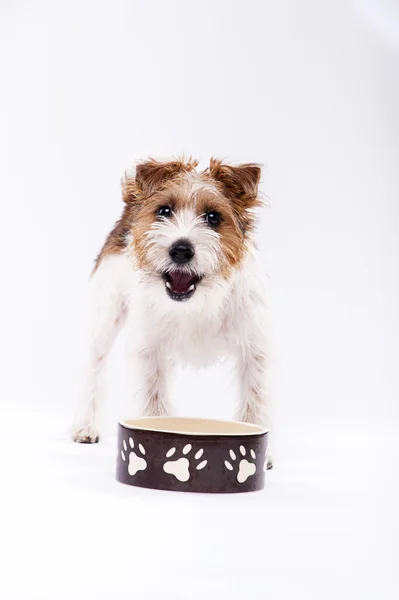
top-left (209, 158), bottom-right (261, 209)
top-left (122, 157), bottom-right (198, 203)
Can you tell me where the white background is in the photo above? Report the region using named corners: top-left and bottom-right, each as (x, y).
top-left (0, 1), bottom-right (398, 599)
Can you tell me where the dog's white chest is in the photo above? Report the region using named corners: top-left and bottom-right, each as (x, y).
top-left (173, 327), bottom-right (232, 368)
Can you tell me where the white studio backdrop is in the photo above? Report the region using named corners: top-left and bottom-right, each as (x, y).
top-left (0, 1), bottom-right (398, 599)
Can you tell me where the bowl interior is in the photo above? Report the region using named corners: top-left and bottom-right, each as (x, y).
top-left (119, 416), bottom-right (267, 436)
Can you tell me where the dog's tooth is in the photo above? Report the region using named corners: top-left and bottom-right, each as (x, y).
top-left (165, 281), bottom-right (172, 290)
top-left (188, 284), bottom-right (195, 292)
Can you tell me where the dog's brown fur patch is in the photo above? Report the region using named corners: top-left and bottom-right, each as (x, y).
top-left (123, 157), bottom-right (199, 203)
top-left (93, 204), bottom-right (134, 273)
top-left (207, 158), bottom-right (262, 234)
top-left (194, 190), bottom-right (246, 276)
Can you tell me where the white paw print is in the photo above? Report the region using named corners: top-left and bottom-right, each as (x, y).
top-left (121, 437), bottom-right (147, 476)
top-left (225, 445), bottom-right (257, 483)
top-left (163, 444), bottom-right (207, 482)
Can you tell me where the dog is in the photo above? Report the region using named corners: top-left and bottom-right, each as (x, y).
top-left (72, 157), bottom-right (272, 468)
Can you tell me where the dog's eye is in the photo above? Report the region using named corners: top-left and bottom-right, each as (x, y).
top-left (205, 211), bottom-right (222, 226)
top-left (157, 206), bottom-right (172, 218)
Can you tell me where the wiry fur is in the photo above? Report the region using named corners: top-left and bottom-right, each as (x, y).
top-left (73, 157), bottom-right (272, 468)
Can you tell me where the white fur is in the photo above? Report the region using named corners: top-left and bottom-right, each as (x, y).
top-left (73, 201), bottom-right (271, 459)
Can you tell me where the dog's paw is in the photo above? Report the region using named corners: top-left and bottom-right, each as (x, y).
top-left (72, 423), bottom-right (100, 444)
top-left (265, 455), bottom-right (273, 470)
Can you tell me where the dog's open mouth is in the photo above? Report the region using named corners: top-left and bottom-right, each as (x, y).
top-left (162, 271), bottom-right (201, 301)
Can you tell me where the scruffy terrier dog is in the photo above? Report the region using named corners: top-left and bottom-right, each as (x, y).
top-left (73, 157), bottom-right (272, 468)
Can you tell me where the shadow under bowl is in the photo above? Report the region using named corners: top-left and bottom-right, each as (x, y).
top-left (116, 416), bottom-right (268, 493)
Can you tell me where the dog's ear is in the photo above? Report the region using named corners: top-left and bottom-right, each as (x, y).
top-left (209, 158), bottom-right (261, 207)
top-left (209, 158), bottom-right (262, 233)
top-left (122, 158), bottom-right (198, 203)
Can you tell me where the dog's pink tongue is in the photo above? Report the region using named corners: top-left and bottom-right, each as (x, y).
top-left (169, 272), bottom-right (194, 293)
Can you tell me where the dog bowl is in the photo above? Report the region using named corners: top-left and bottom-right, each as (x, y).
top-left (116, 417), bottom-right (268, 493)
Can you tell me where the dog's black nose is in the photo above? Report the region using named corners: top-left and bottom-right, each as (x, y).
top-left (169, 240), bottom-right (195, 264)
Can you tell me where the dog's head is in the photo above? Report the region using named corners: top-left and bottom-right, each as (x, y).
top-left (123, 157), bottom-right (261, 307)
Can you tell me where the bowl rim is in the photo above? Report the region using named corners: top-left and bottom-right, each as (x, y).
top-left (118, 416), bottom-right (268, 436)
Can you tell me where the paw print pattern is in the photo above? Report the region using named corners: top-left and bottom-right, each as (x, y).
top-left (121, 437), bottom-right (147, 476)
top-left (163, 444), bottom-right (207, 482)
top-left (225, 445), bottom-right (257, 483)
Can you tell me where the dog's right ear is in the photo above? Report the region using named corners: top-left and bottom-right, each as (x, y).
top-left (122, 157), bottom-right (198, 203)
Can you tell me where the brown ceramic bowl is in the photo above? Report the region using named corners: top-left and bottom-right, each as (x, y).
top-left (116, 416), bottom-right (268, 493)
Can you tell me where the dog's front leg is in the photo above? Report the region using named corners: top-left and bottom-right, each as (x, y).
top-left (72, 256), bottom-right (128, 443)
top-left (138, 346), bottom-right (172, 418)
top-left (235, 346), bottom-right (273, 469)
